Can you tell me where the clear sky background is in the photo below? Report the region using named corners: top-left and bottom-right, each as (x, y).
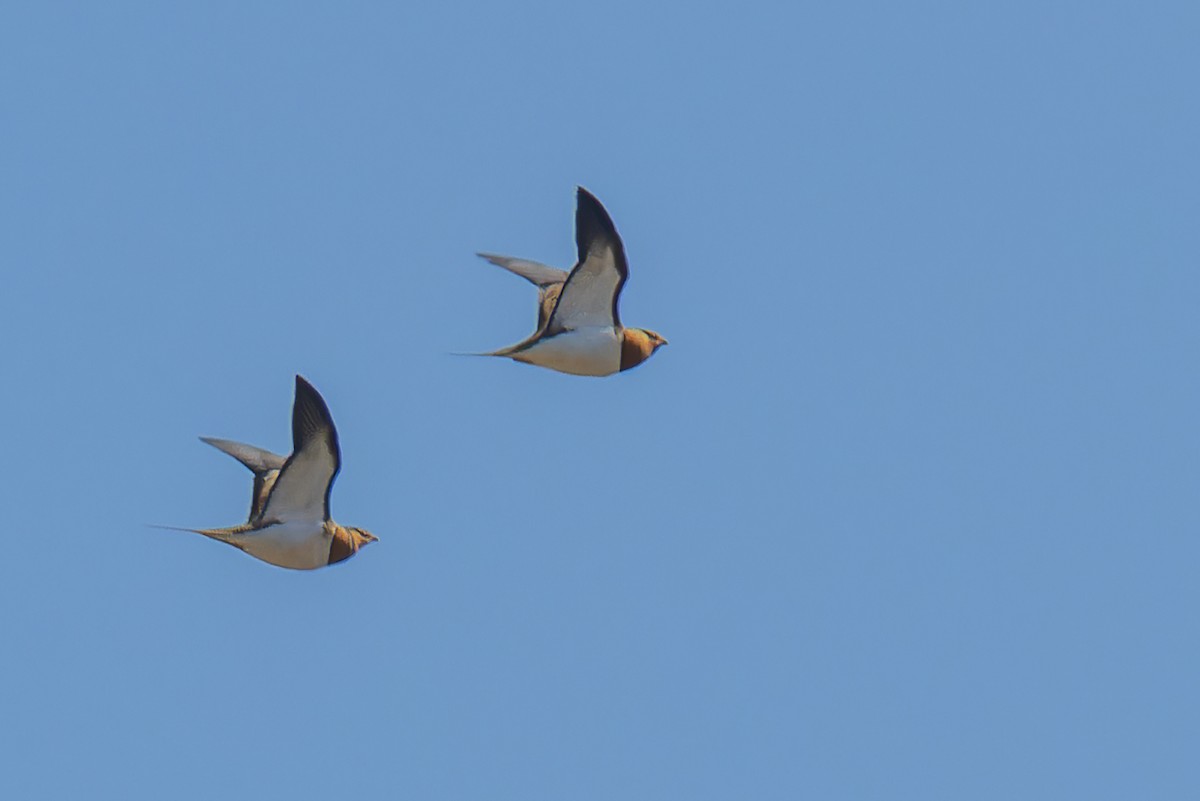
top-left (2, 2), bottom-right (1197, 798)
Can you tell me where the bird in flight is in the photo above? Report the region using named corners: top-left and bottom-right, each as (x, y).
top-left (159, 375), bottom-right (377, 570)
top-left (476, 187), bottom-right (667, 376)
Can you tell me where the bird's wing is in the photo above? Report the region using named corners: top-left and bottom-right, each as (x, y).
top-left (476, 253), bottom-right (568, 287)
top-left (476, 253), bottom-right (568, 330)
top-left (260, 376), bottom-right (341, 523)
top-left (199, 437), bottom-right (286, 473)
top-left (543, 187), bottom-right (628, 336)
top-left (199, 437), bottom-right (287, 522)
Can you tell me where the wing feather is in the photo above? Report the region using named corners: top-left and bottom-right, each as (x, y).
top-left (199, 437), bottom-right (286, 473)
top-left (200, 436), bottom-right (286, 522)
top-left (476, 253), bottom-right (568, 287)
top-left (477, 252), bottom-right (568, 330)
top-left (260, 376), bottom-right (341, 523)
top-left (543, 187), bottom-right (628, 336)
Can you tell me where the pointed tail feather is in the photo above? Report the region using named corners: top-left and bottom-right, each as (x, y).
top-left (449, 348), bottom-right (527, 358)
top-left (451, 344), bottom-right (533, 359)
top-left (147, 523), bottom-right (244, 541)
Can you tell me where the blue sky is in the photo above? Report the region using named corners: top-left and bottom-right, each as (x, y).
top-left (2, 1), bottom-right (1197, 798)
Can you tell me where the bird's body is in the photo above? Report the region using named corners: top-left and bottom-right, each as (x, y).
top-left (181, 519), bottom-right (369, 571)
top-left (475, 187), bottom-right (667, 377)
top-left (500, 326), bottom-right (622, 376)
top-left (162, 376), bottom-right (377, 570)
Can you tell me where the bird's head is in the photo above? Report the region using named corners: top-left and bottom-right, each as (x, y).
top-left (642, 329), bottom-right (668, 351)
top-left (328, 524), bottom-right (379, 565)
top-left (620, 328), bottom-right (669, 371)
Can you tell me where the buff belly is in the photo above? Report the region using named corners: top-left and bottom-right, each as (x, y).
top-left (511, 328), bottom-right (622, 376)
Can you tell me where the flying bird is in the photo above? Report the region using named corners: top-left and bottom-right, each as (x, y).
top-left (159, 376), bottom-right (377, 570)
top-left (476, 187), bottom-right (667, 376)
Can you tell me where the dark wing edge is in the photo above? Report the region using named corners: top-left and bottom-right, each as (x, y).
top-left (542, 186), bottom-right (629, 335)
top-left (259, 376), bottom-right (342, 521)
top-left (293, 375), bottom-right (341, 519)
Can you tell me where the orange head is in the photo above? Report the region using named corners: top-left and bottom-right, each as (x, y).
top-left (620, 328), bottom-right (668, 372)
top-left (328, 523), bottom-right (379, 565)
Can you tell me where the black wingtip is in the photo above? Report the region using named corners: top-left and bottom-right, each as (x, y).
top-left (291, 375), bottom-right (337, 453)
top-left (575, 186), bottom-right (610, 225)
top-left (295, 374), bottom-right (316, 394)
top-left (574, 186), bottom-right (622, 263)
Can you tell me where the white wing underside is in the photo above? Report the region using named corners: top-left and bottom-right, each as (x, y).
top-left (260, 439), bottom-right (336, 523)
top-left (548, 242), bottom-right (622, 332)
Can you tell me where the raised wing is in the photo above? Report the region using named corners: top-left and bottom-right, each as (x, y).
top-left (543, 187), bottom-right (628, 336)
top-left (199, 437), bottom-right (286, 473)
top-left (260, 376), bottom-right (341, 523)
top-left (477, 253), bottom-right (568, 287)
top-left (200, 437), bottom-right (286, 523)
top-left (477, 252), bottom-right (568, 330)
